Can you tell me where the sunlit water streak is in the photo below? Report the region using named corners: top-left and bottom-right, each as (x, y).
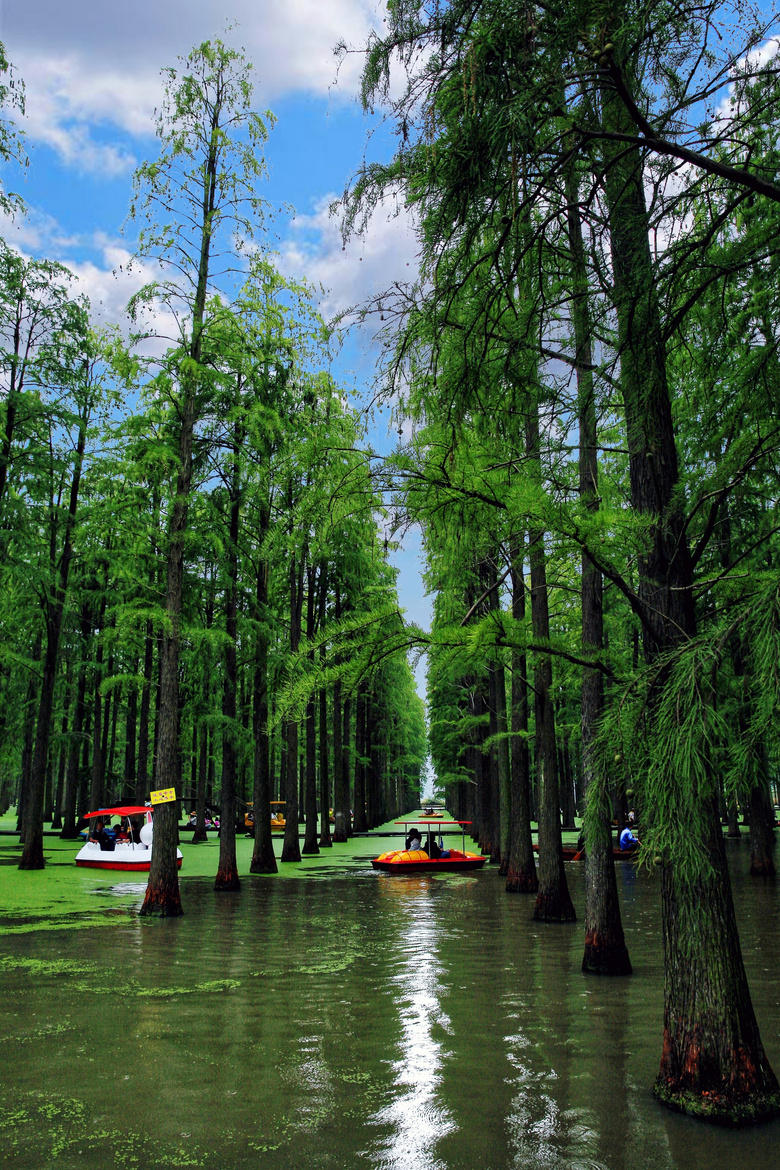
top-left (369, 877), bottom-right (456, 1168)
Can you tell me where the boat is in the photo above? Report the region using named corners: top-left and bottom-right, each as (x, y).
top-left (372, 821), bottom-right (488, 873)
top-left (75, 805), bottom-right (183, 872)
top-left (270, 801), bottom-right (286, 832)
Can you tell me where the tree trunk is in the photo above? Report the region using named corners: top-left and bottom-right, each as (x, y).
top-left (51, 671), bottom-right (71, 831)
top-left (600, 33), bottom-right (776, 1114)
top-left (89, 598), bottom-right (106, 813)
top-left (139, 386), bottom-right (194, 917)
top-left (506, 547), bottom-right (537, 892)
top-left (353, 687), bottom-right (367, 833)
top-left (215, 418), bottom-right (242, 892)
top-left (526, 411), bottom-right (575, 923)
top-left (280, 546), bottom-right (303, 863)
top-left (135, 619), bottom-right (154, 802)
top-left (20, 411), bottom-right (87, 868)
top-left (123, 659), bottom-right (138, 803)
top-left (564, 158), bottom-right (631, 971)
top-left (318, 564), bottom-right (332, 848)
top-left (341, 693), bottom-right (353, 837)
top-left (250, 506), bottom-right (277, 873)
top-left (302, 563), bottom-right (319, 854)
top-left (748, 757), bottom-right (775, 878)
top-left (487, 665), bottom-right (502, 866)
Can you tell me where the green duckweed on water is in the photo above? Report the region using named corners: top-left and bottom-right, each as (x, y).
top-left (3, 810), bottom-right (777, 1168)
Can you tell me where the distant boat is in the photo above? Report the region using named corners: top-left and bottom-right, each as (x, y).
top-left (75, 805), bottom-right (183, 872)
top-left (372, 820), bottom-right (487, 873)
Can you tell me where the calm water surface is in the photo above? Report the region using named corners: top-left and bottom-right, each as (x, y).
top-left (1, 844), bottom-right (779, 1168)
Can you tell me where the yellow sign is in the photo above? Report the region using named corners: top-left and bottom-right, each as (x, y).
top-left (150, 787), bottom-right (177, 805)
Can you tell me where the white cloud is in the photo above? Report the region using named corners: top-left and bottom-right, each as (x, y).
top-left (281, 193), bottom-right (419, 323)
top-left (3, 1), bottom-right (388, 171)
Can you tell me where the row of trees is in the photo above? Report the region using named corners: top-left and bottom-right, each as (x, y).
top-left (338, 0), bottom-right (780, 1125)
top-left (1, 43), bottom-right (426, 904)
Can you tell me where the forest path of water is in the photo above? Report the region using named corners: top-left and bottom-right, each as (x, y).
top-left (0, 819), bottom-right (778, 1168)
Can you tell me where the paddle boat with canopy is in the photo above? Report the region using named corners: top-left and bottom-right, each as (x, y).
top-left (75, 805), bottom-right (183, 872)
top-left (372, 820), bottom-right (488, 873)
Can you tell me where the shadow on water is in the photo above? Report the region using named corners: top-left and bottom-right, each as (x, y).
top-left (0, 849), bottom-right (778, 1167)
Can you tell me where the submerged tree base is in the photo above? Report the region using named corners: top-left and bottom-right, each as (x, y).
top-left (505, 868), bottom-right (538, 893)
top-left (140, 881), bottom-right (183, 917)
top-left (214, 867), bottom-right (241, 891)
top-left (654, 1079), bottom-right (780, 1126)
top-left (582, 941), bottom-right (632, 976)
top-left (749, 858), bottom-right (776, 877)
top-left (533, 888), bottom-right (576, 922)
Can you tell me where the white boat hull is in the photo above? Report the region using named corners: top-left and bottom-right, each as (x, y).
top-left (75, 840), bottom-right (183, 871)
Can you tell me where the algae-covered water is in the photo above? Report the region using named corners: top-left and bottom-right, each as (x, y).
top-left (1, 823), bottom-right (779, 1169)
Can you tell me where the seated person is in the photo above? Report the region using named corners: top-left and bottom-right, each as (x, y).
top-left (429, 836), bottom-right (442, 859)
top-left (405, 827), bottom-right (426, 853)
top-left (88, 819), bottom-right (115, 851)
top-left (113, 820), bottom-right (130, 842)
top-left (619, 825), bottom-right (639, 851)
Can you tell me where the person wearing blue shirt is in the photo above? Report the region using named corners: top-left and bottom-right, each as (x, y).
top-left (619, 826), bottom-right (639, 850)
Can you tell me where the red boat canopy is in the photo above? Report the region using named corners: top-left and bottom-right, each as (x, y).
top-left (84, 806), bottom-right (150, 819)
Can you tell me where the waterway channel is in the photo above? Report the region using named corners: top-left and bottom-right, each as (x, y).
top-left (1, 825), bottom-right (778, 1168)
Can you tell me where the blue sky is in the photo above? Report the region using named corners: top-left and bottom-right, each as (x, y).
top-left (0, 0), bottom-right (433, 674)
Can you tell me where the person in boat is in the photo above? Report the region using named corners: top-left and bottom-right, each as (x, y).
top-left (88, 819), bottom-right (115, 852)
top-left (619, 824), bottom-right (639, 851)
top-left (405, 827), bottom-right (425, 853)
top-left (114, 819), bottom-right (130, 842)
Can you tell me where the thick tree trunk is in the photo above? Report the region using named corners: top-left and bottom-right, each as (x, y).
top-left (600, 34), bottom-right (777, 1114)
top-left (140, 388), bottom-right (196, 917)
top-left (656, 798), bottom-right (779, 1121)
top-left (506, 548), bottom-right (537, 892)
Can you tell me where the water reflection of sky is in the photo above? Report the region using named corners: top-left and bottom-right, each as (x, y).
top-left (371, 881), bottom-right (456, 1168)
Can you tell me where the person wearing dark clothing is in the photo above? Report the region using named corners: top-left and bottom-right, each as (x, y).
top-left (88, 819), bottom-right (115, 851)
